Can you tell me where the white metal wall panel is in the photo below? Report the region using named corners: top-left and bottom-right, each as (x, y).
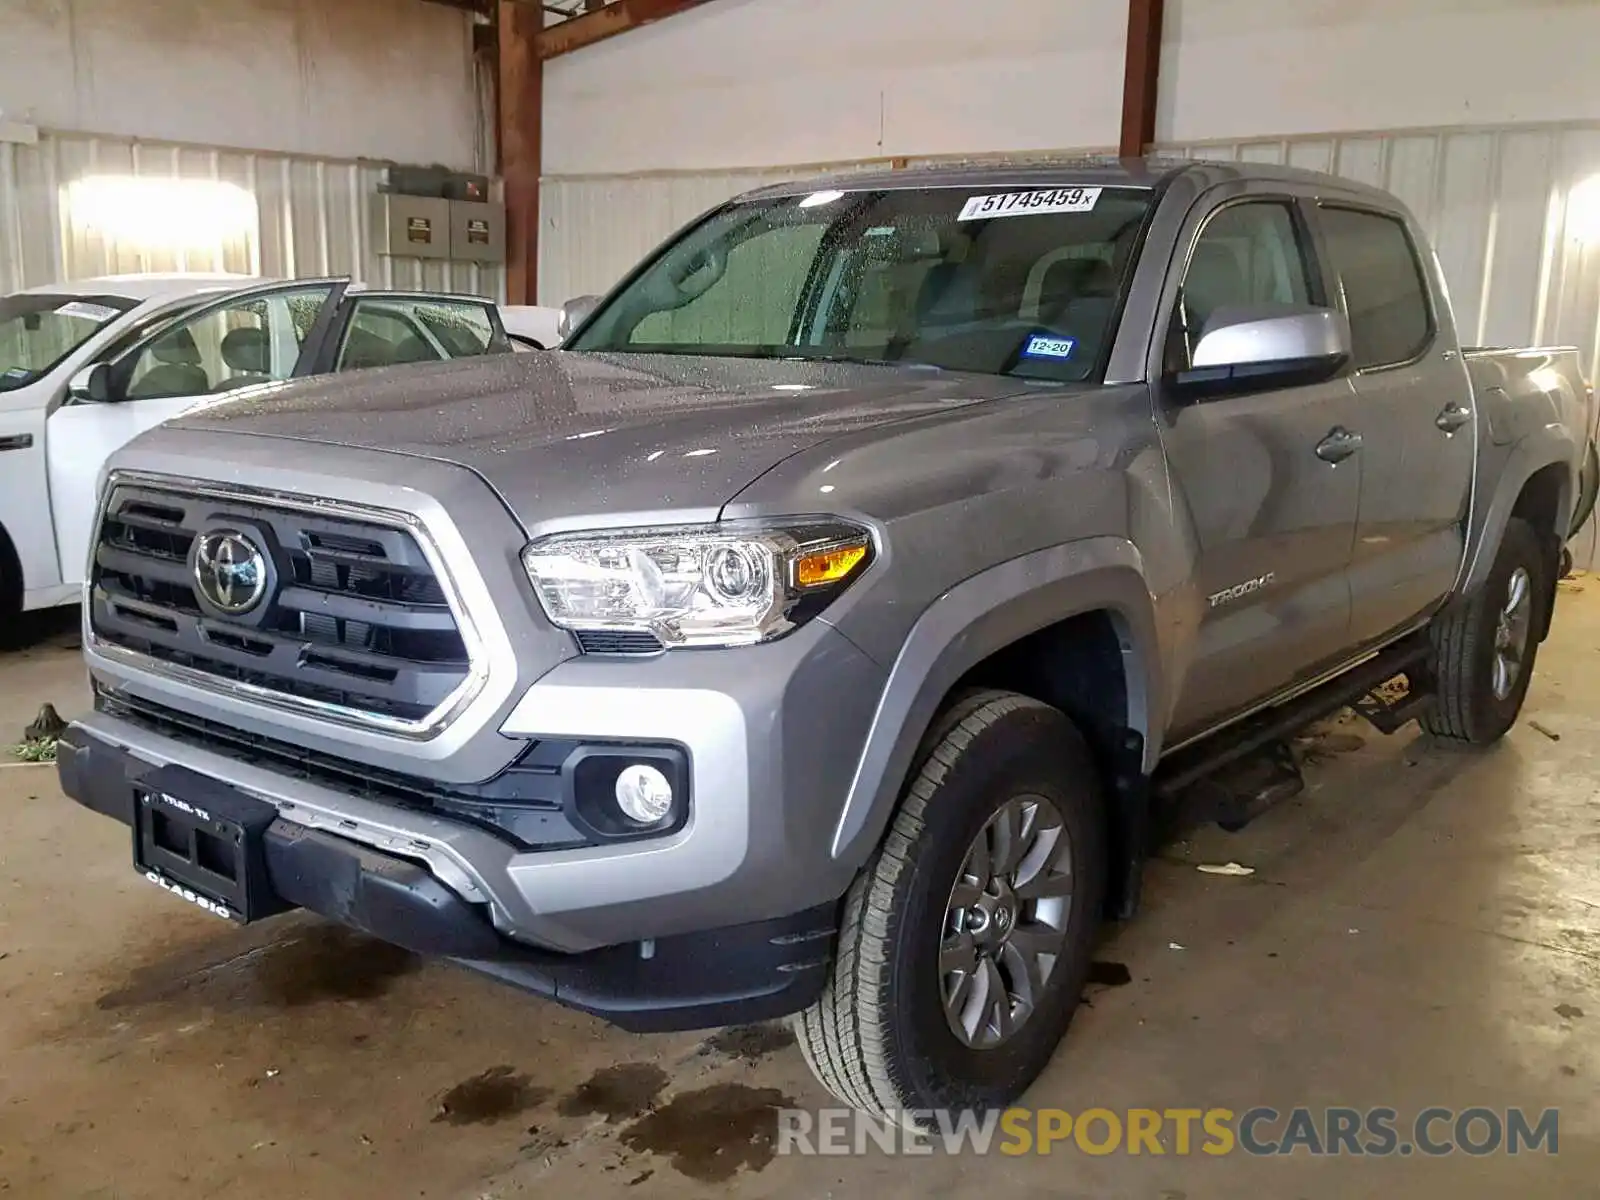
top-left (0, 0), bottom-right (482, 168)
top-left (0, 130), bottom-right (503, 300)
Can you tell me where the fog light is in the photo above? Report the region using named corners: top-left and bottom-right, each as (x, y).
top-left (614, 764), bottom-right (674, 825)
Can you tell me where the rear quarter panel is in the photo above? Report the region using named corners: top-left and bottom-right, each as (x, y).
top-left (1459, 348), bottom-right (1589, 592)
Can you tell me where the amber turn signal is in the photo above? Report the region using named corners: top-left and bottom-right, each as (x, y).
top-left (795, 542), bottom-right (869, 588)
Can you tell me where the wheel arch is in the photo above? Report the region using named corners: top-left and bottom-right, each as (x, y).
top-left (828, 537), bottom-right (1161, 870)
top-left (0, 518), bottom-right (22, 615)
top-left (1462, 448), bottom-right (1576, 598)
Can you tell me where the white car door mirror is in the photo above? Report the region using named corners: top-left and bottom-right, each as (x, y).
top-left (67, 362), bottom-right (116, 403)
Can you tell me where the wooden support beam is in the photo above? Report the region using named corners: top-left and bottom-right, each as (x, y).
top-left (536, 0), bottom-right (714, 60)
top-left (1119, 0), bottom-right (1165, 158)
top-left (498, 0), bottom-right (543, 304)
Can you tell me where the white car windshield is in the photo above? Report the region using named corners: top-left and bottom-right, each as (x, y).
top-left (0, 292), bottom-right (137, 392)
top-left (567, 184), bottom-right (1153, 383)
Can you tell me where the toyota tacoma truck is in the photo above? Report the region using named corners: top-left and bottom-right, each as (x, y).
top-left (57, 159), bottom-right (1591, 1121)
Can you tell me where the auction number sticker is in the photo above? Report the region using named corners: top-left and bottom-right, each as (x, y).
top-left (54, 300), bottom-right (120, 323)
top-left (958, 187), bottom-right (1102, 222)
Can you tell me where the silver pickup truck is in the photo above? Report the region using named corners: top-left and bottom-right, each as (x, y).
top-left (57, 158), bottom-right (1592, 1122)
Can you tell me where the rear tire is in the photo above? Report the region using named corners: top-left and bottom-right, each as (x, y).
top-left (795, 690), bottom-right (1106, 1123)
top-left (1422, 517), bottom-right (1548, 745)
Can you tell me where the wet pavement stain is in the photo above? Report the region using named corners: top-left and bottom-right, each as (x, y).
top-left (1086, 961), bottom-right (1133, 988)
top-left (617, 1083), bottom-right (793, 1184)
top-left (252, 926), bottom-right (420, 1007)
top-left (433, 1066), bottom-right (550, 1126)
top-left (96, 923), bottom-right (420, 1012)
top-left (558, 1062), bottom-right (670, 1123)
top-left (700, 1023), bottom-right (797, 1064)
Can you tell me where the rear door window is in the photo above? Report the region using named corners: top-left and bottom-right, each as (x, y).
top-left (1318, 206), bottom-right (1433, 370)
top-left (333, 298), bottom-right (509, 371)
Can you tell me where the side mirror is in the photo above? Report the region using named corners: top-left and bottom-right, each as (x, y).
top-left (67, 362), bottom-right (116, 403)
top-left (557, 295), bottom-right (602, 340)
top-left (1175, 305), bottom-right (1351, 395)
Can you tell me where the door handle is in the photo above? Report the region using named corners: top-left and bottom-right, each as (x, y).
top-left (0, 434), bottom-right (33, 452)
top-left (1435, 402), bottom-right (1472, 433)
top-left (1315, 427), bottom-right (1362, 463)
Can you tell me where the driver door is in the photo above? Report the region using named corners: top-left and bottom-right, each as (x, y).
top-left (1155, 192), bottom-right (1363, 739)
top-left (46, 280), bottom-right (342, 587)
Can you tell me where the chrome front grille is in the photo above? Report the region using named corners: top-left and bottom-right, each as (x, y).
top-left (89, 480), bottom-right (473, 730)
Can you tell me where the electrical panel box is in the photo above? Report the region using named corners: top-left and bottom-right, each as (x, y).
top-left (371, 193), bottom-right (450, 261)
top-left (448, 200), bottom-right (505, 264)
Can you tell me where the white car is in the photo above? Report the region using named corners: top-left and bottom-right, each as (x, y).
top-left (0, 274), bottom-right (512, 619)
top-left (498, 303), bottom-right (565, 350)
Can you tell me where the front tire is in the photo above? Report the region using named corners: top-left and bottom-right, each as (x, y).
top-left (1422, 517), bottom-right (1549, 744)
top-left (795, 690), bottom-right (1106, 1122)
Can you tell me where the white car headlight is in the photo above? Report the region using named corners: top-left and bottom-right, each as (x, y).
top-left (522, 521), bottom-right (874, 648)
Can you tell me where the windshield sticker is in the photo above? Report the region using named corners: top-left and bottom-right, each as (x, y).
top-left (1022, 334), bottom-right (1077, 361)
top-left (1, 367), bottom-right (30, 382)
top-left (958, 187), bottom-right (1103, 222)
top-left (54, 300), bottom-right (120, 323)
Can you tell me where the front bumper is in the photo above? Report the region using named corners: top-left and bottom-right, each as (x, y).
top-left (74, 612), bottom-right (886, 953)
top-left (57, 726), bottom-right (837, 1032)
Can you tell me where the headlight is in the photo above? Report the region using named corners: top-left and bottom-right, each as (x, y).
top-left (522, 520), bottom-right (873, 648)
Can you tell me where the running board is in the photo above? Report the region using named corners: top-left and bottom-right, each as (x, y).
top-left (1153, 634), bottom-right (1434, 802)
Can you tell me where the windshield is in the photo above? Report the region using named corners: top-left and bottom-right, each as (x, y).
top-left (0, 293), bottom-right (137, 393)
top-left (569, 184), bottom-right (1152, 383)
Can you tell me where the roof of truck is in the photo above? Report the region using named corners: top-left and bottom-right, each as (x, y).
top-left (737, 155), bottom-right (1395, 204)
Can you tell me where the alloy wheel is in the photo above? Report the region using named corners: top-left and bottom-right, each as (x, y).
top-left (939, 794), bottom-right (1075, 1049)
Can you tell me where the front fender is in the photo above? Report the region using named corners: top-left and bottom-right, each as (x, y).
top-left (828, 536), bottom-right (1161, 867)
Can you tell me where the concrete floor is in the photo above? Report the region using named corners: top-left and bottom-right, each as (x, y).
top-left (1, 595), bottom-right (1596, 1199)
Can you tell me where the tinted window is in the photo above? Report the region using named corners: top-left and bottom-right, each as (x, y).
top-left (1319, 206), bottom-right (1431, 369)
top-left (1169, 201), bottom-right (1313, 371)
top-left (570, 186), bottom-right (1154, 383)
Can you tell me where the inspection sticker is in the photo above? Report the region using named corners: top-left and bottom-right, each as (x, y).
top-left (958, 187), bottom-right (1102, 222)
top-left (1022, 334), bottom-right (1077, 360)
top-left (54, 300), bottom-right (119, 323)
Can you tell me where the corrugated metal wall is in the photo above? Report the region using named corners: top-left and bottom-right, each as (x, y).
top-left (0, 129), bottom-right (503, 300)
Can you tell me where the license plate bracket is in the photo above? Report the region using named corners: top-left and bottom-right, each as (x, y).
top-left (132, 766), bottom-right (290, 923)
